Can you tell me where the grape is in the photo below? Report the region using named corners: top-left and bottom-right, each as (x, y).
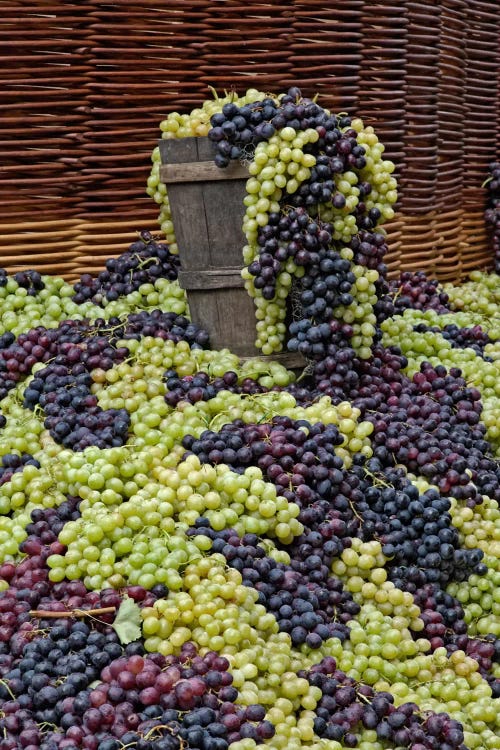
top-left (4, 90), bottom-right (500, 750)
top-left (72, 231), bottom-right (180, 306)
top-left (375, 270), bottom-right (450, 322)
top-left (485, 161), bottom-right (500, 272)
top-left (187, 526), bottom-right (356, 646)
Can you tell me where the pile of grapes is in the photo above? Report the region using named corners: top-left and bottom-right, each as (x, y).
top-left (0, 88), bottom-right (499, 750)
top-left (148, 86), bottom-right (397, 364)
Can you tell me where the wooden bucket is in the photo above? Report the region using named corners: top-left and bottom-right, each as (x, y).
top-left (159, 136), bottom-right (305, 368)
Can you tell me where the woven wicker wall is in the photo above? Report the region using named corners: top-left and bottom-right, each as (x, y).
top-left (1, 1), bottom-right (499, 282)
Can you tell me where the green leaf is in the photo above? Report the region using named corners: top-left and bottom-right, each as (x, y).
top-left (112, 595), bottom-right (142, 645)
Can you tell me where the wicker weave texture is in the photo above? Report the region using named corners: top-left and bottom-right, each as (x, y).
top-left (0, 1), bottom-right (499, 282)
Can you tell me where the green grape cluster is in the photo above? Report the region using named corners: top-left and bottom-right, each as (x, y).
top-left (444, 270), bottom-right (500, 324)
top-left (384, 648), bottom-right (500, 750)
top-left (147, 88), bottom-right (270, 251)
top-left (142, 553), bottom-right (279, 656)
top-left (89, 277), bottom-right (189, 321)
top-left (0, 459), bottom-right (66, 561)
top-left (0, 391), bottom-right (45, 457)
top-left (341, 603), bottom-right (429, 685)
top-left (0, 274), bottom-right (95, 336)
top-left (49, 453), bottom-right (304, 588)
top-left (447, 558), bottom-right (500, 636)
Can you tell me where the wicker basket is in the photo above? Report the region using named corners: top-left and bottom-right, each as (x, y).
top-left (0, 1), bottom-right (498, 282)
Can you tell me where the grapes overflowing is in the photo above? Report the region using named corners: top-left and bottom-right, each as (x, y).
top-left (0, 252), bottom-right (499, 750)
top-left (149, 87), bottom-right (396, 358)
top-left (2, 89), bottom-right (500, 750)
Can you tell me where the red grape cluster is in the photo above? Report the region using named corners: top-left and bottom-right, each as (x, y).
top-left (71, 645), bottom-right (271, 750)
top-left (411, 582), bottom-right (468, 651)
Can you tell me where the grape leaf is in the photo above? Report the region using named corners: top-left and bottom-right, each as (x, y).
top-left (112, 595), bottom-right (142, 645)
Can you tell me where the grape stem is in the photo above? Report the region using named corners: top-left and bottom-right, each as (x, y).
top-left (0, 679), bottom-right (15, 700)
top-left (29, 606), bottom-right (116, 618)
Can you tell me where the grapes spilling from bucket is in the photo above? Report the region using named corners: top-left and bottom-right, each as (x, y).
top-left (0, 85), bottom-right (499, 749)
top-left (207, 88), bottom-right (396, 359)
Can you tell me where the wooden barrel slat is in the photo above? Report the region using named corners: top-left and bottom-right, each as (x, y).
top-left (160, 135), bottom-right (305, 366)
top-left (160, 160), bottom-right (249, 184)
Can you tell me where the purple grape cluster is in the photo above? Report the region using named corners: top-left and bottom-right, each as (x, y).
top-left (209, 87), bottom-right (349, 169)
top-left (301, 657), bottom-right (467, 749)
top-left (411, 583), bottom-right (468, 651)
top-left (350, 227), bottom-right (388, 277)
top-left (248, 207), bottom-right (345, 303)
top-left (209, 97), bottom-right (279, 167)
top-left (375, 271), bottom-right (450, 321)
top-left (23, 327), bottom-right (131, 451)
top-left (188, 525), bottom-right (356, 647)
top-left (163, 369), bottom-right (268, 408)
top-left (245, 204), bottom-right (361, 360)
top-left (447, 634), bottom-right (500, 697)
top-left (317, 459), bottom-right (487, 591)
top-left (0, 497), bottom-right (82, 655)
top-left (22, 496), bottom-right (82, 556)
top-left (484, 161), bottom-right (500, 271)
top-left (72, 230), bottom-right (180, 305)
top-left (0, 328), bottom-right (60, 401)
top-left (17, 313), bottom-right (210, 451)
top-left (364, 363), bottom-right (500, 505)
top-left (182, 416), bottom-right (348, 511)
top-left (310, 346), bottom-right (360, 400)
top-left (13, 269), bottom-right (45, 296)
top-left (368, 479), bottom-right (484, 589)
top-left (0, 619), bottom-right (123, 716)
top-left (0, 453), bottom-right (40, 486)
top-left (413, 322), bottom-right (493, 359)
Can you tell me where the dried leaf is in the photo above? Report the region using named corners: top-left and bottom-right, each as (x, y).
top-left (112, 595), bottom-right (142, 645)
